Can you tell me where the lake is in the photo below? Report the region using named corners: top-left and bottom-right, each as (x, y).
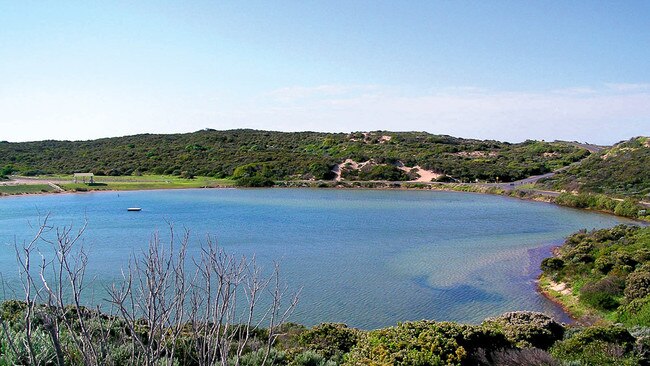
top-left (0, 188), bottom-right (634, 329)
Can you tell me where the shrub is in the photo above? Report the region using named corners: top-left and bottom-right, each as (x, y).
top-left (482, 311), bottom-right (564, 349)
top-left (618, 295), bottom-right (650, 326)
top-left (344, 320), bottom-right (511, 366)
top-left (579, 276), bottom-right (625, 310)
top-left (615, 199), bottom-right (642, 218)
top-left (540, 258), bottom-right (564, 273)
top-left (235, 348), bottom-right (286, 366)
top-left (594, 256), bottom-right (615, 274)
top-left (236, 176), bottom-right (275, 187)
top-left (179, 170), bottom-right (195, 179)
top-left (290, 350), bottom-right (335, 366)
top-left (298, 323), bottom-right (358, 359)
top-left (625, 271), bottom-right (650, 301)
top-left (550, 326), bottom-right (639, 365)
top-left (580, 290), bottom-right (619, 310)
top-left (561, 326), bottom-right (635, 351)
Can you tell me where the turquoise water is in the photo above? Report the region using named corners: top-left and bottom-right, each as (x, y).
top-left (0, 189), bottom-right (634, 329)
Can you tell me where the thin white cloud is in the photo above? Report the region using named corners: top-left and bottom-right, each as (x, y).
top-left (605, 83), bottom-right (650, 92)
top-left (219, 84), bottom-right (650, 144)
top-left (1, 83), bottom-right (648, 144)
top-left (550, 87), bottom-right (599, 95)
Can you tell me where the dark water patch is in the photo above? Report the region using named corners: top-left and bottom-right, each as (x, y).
top-left (0, 189), bottom-right (634, 328)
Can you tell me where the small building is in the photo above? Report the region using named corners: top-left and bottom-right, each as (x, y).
top-left (74, 173), bottom-right (94, 184)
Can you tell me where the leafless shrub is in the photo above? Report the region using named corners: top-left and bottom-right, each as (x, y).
top-left (3, 216), bottom-right (299, 366)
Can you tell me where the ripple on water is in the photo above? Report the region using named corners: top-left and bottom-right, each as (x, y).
top-left (0, 189), bottom-right (634, 328)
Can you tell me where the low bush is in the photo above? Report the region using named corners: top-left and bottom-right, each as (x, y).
top-left (235, 176), bottom-right (275, 187)
top-left (579, 276), bottom-right (625, 310)
top-left (550, 326), bottom-right (639, 365)
top-left (625, 270), bottom-right (650, 301)
top-left (290, 350), bottom-right (335, 366)
top-left (344, 320), bottom-right (511, 366)
top-left (618, 296), bottom-right (650, 326)
top-left (482, 311), bottom-right (564, 349)
top-left (298, 323), bottom-right (358, 359)
top-left (540, 258), bottom-right (564, 273)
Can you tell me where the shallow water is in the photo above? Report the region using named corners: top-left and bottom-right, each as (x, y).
top-left (0, 188), bottom-right (634, 328)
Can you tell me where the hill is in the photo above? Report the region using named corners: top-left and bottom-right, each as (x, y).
top-left (538, 137), bottom-right (650, 198)
top-left (0, 129), bottom-right (588, 183)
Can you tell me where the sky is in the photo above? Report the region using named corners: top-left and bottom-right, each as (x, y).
top-left (1, 1), bottom-right (649, 144)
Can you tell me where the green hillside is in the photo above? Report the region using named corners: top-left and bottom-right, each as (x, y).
top-left (538, 137), bottom-right (650, 198)
top-left (0, 129), bottom-right (587, 183)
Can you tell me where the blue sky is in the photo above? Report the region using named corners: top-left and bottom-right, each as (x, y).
top-left (1, 1), bottom-right (649, 144)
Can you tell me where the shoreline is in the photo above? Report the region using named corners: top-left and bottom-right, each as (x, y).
top-left (525, 244), bottom-right (577, 324)
top-left (536, 274), bottom-right (582, 325)
top-left (2, 178), bottom-right (648, 225)
top-left (1, 178), bottom-right (640, 326)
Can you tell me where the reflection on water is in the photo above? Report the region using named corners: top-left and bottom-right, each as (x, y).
top-left (0, 188), bottom-right (633, 328)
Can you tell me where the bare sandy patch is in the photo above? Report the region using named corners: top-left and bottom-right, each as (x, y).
top-left (549, 280), bottom-right (572, 296)
top-left (395, 162), bottom-right (442, 182)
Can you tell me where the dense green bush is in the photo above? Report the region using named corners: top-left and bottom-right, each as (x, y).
top-left (344, 320), bottom-right (511, 366)
top-left (298, 323), bottom-right (358, 360)
top-left (625, 270), bottom-right (650, 301)
top-left (579, 276), bottom-right (625, 310)
top-left (554, 192), bottom-right (644, 218)
top-left (235, 176), bottom-right (275, 187)
top-left (550, 326), bottom-right (639, 365)
top-left (234, 348), bottom-right (287, 366)
top-left (290, 350), bottom-right (335, 366)
top-left (540, 258), bottom-right (564, 272)
top-left (482, 311), bottom-right (564, 349)
top-left (618, 296), bottom-right (650, 326)
top-left (360, 164), bottom-right (408, 181)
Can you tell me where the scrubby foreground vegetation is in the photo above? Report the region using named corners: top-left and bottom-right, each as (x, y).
top-left (539, 136), bottom-right (650, 198)
top-left (0, 129), bottom-right (587, 183)
top-left (541, 225), bottom-right (650, 327)
top-left (2, 302), bottom-right (650, 365)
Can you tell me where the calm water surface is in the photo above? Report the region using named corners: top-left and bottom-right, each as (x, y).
top-left (0, 189), bottom-right (634, 329)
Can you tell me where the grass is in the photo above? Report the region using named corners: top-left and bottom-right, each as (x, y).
top-left (2, 175), bottom-right (236, 195)
top-left (23, 174), bottom-right (233, 183)
top-left (59, 177), bottom-right (235, 192)
top-left (0, 184), bottom-right (56, 195)
top-left (538, 274), bottom-right (608, 325)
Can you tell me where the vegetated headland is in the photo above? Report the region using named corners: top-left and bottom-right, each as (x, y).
top-left (1, 130), bottom-right (648, 221)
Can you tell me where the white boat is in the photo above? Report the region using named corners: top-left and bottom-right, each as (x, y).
top-left (127, 207), bottom-right (142, 211)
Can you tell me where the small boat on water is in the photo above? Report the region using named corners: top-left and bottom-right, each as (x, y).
top-left (127, 207), bottom-right (142, 211)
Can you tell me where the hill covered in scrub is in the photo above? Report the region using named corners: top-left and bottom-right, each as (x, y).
top-left (0, 129), bottom-right (588, 183)
top-left (538, 137), bottom-right (650, 198)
